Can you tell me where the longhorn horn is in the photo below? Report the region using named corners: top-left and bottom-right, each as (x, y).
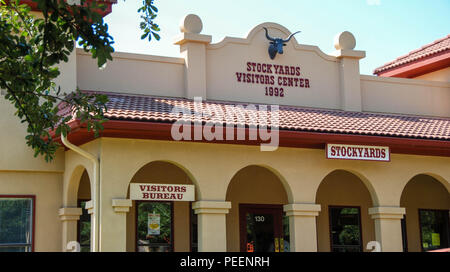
top-left (263, 27), bottom-right (276, 42)
top-left (282, 30), bottom-right (301, 43)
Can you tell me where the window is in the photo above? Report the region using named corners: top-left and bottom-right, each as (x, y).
top-left (77, 200), bottom-right (91, 252)
top-left (0, 196), bottom-right (35, 252)
top-left (136, 201), bottom-right (173, 252)
top-left (419, 209), bottom-right (449, 251)
top-left (329, 206), bottom-right (362, 252)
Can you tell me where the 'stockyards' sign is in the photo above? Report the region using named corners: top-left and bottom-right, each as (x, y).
top-left (326, 143), bottom-right (390, 162)
top-left (130, 183), bottom-right (195, 201)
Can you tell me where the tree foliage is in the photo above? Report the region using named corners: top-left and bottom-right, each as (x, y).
top-left (0, 0), bottom-right (159, 161)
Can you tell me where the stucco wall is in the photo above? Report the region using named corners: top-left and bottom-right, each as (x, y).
top-left (414, 67), bottom-right (450, 82)
top-left (400, 174), bottom-right (450, 252)
top-left (0, 172), bottom-right (62, 251)
top-left (0, 88), bottom-right (65, 252)
top-left (1, 15), bottom-right (449, 252)
top-left (205, 25), bottom-right (340, 109)
top-left (76, 50), bottom-right (185, 97)
top-left (74, 137), bottom-right (450, 251)
top-left (225, 165), bottom-right (289, 252)
top-left (361, 75), bottom-right (450, 117)
top-left (0, 95), bottom-right (65, 172)
top-left (125, 161), bottom-right (193, 252)
top-left (74, 24), bottom-right (450, 118)
top-left (316, 170), bottom-right (376, 252)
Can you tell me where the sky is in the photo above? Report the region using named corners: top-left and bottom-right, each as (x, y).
top-left (102, 0), bottom-right (450, 75)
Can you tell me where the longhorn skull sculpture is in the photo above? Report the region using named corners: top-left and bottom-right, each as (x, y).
top-left (263, 27), bottom-right (301, 60)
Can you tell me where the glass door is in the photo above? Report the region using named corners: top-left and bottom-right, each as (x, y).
top-left (329, 206), bottom-right (363, 252)
top-left (239, 204), bottom-right (287, 252)
top-left (136, 201), bottom-right (173, 252)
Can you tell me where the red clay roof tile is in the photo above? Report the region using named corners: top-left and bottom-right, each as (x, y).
top-left (63, 91), bottom-right (450, 141)
top-left (374, 34), bottom-right (450, 74)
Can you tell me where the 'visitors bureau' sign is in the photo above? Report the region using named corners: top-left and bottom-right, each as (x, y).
top-left (326, 144), bottom-right (390, 162)
top-left (130, 183), bottom-right (195, 201)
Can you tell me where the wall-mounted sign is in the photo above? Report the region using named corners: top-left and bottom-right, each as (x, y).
top-left (235, 61), bottom-right (311, 98)
top-left (326, 143), bottom-right (390, 162)
top-left (130, 183), bottom-right (195, 201)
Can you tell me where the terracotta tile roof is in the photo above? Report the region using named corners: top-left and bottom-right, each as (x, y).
top-left (373, 34), bottom-right (450, 74)
top-left (69, 91), bottom-right (450, 141)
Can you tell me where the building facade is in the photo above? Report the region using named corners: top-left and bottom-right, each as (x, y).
top-left (0, 10), bottom-right (449, 252)
top-left (374, 34), bottom-right (450, 82)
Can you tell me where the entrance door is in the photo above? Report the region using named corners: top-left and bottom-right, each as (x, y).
top-left (239, 204), bottom-right (285, 252)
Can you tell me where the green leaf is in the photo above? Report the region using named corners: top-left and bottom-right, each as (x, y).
top-left (152, 32), bottom-right (160, 41)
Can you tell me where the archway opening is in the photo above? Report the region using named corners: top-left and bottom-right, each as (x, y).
top-left (400, 174), bottom-right (450, 252)
top-left (126, 161), bottom-right (196, 252)
top-left (225, 165), bottom-right (290, 252)
top-left (316, 170), bottom-right (375, 252)
top-left (76, 170), bottom-right (91, 252)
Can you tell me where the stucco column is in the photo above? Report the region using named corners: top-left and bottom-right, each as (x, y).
top-left (59, 207), bottom-right (82, 252)
top-left (369, 206), bottom-right (406, 252)
top-left (106, 199), bottom-right (132, 252)
top-left (192, 201), bottom-right (231, 252)
top-left (331, 31), bottom-right (366, 112)
top-left (174, 14), bottom-right (211, 99)
top-left (283, 204), bottom-right (321, 252)
top-left (85, 200), bottom-right (96, 252)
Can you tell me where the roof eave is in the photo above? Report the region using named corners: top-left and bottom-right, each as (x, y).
top-left (374, 50), bottom-right (450, 78)
top-left (52, 119), bottom-right (450, 157)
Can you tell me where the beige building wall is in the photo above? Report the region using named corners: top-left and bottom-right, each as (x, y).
top-left (0, 87), bottom-right (65, 252)
top-left (58, 137), bottom-right (449, 252)
top-left (400, 174), bottom-right (450, 252)
top-left (225, 165), bottom-right (289, 252)
top-left (360, 75), bottom-right (450, 117)
top-left (205, 23), bottom-right (341, 109)
top-left (1, 12), bottom-right (449, 252)
top-left (0, 93), bottom-right (65, 172)
top-left (125, 161), bottom-right (193, 252)
top-left (414, 67), bottom-right (450, 82)
top-left (73, 21), bottom-right (450, 118)
top-left (0, 172), bottom-right (63, 251)
top-left (316, 170), bottom-right (376, 252)
top-left (76, 50), bottom-right (185, 97)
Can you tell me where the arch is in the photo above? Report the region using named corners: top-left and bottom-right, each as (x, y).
top-left (401, 172), bottom-right (450, 198)
top-left (224, 164), bottom-right (293, 203)
top-left (314, 169), bottom-right (379, 206)
top-left (400, 172), bottom-right (450, 207)
top-left (64, 164), bottom-right (93, 206)
top-left (207, 22), bottom-right (337, 62)
top-left (400, 173), bottom-right (450, 252)
top-left (123, 159), bottom-right (201, 199)
top-left (124, 160), bottom-right (199, 252)
top-left (315, 169), bottom-right (377, 252)
top-left (61, 163), bottom-right (93, 252)
top-left (225, 164), bottom-right (291, 252)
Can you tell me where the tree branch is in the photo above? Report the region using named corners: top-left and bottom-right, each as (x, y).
top-left (0, 79), bottom-right (34, 128)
